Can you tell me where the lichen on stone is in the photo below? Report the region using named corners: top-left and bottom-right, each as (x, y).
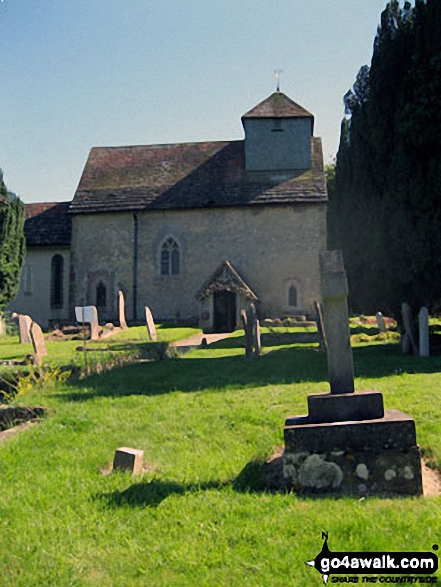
top-left (298, 454), bottom-right (343, 489)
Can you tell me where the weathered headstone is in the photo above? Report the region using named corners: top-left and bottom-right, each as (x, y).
top-left (418, 306), bottom-right (430, 357)
top-left (241, 303), bottom-right (260, 358)
top-left (113, 447), bottom-right (144, 474)
top-left (241, 309), bottom-right (252, 358)
top-left (12, 313), bottom-right (32, 344)
top-left (401, 302), bottom-right (418, 355)
top-left (145, 306), bottom-right (157, 341)
top-left (75, 305), bottom-right (100, 340)
top-left (319, 251), bottom-right (354, 393)
top-left (30, 321), bottom-right (47, 364)
top-left (118, 290), bottom-right (128, 330)
top-left (254, 319), bottom-right (261, 357)
top-left (282, 250), bottom-right (422, 496)
top-left (314, 301), bottom-right (327, 352)
top-left (376, 312), bottom-right (386, 333)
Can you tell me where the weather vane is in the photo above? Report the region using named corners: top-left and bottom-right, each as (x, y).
top-left (274, 70), bottom-right (283, 92)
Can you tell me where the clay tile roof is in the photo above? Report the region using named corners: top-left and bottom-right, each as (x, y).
top-left (24, 202), bottom-right (72, 246)
top-left (70, 138), bottom-right (327, 215)
top-left (242, 92), bottom-right (313, 119)
top-left (196, 260), bottom-right (258, 301)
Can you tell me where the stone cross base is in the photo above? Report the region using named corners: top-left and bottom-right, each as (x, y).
top-left (283, 409), bottom-right (422, 496)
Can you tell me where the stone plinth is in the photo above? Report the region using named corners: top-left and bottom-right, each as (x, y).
top-left (283, 409), bottom-right (422, 496)
top-left (305, 390), bottom-right (384, 424)
top-left (113, 447), bottom-right (144, 474)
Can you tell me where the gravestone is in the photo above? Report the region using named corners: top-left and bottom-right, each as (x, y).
top-left (376, 312), bottom-right (386, 333)
top-left (401, 302), bottom-right (418, 355)
top-left (145, 306), bottom-right (157, 341)
top-left (241, 309), bottom-right (253, 358)
top-left (319, 251), bottom-right (354, 393)
top-left (113, 447), bottom-right (144, 474)
top-left (282, 250), bottom-right (422, 496)
top-left (30, 321), bottom-right (47, 364)
top-left (254, 319), bottom-right (261, 357)
top-left (118, 291), bottom-right (128, 330)
top-left (75, 305), bottom-right (100, 340)
top-left (241, 303), bottom-right (260, 358)
top-left (12, 313), bottom-right (32, 344)
top-left (314, 301), bottom-right (327, 352)
top-left (418, 306), bottom-right (430, 358)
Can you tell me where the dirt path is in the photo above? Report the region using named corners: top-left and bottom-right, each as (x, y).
top-left (170, 332), bottom-right (232, 348)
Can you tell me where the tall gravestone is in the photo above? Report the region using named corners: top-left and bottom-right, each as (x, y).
top-left (241, 303), bottom-right (260, 359)
top-left (75, 306), bottom-right (100, 340)
top-left (314, 301), bottom-right (327, 352)
top-left (12, 313), bottom-right (32, 344)
top-left (30, 321), bottom-right (47, 365)
top-left (376, 312), bottom-right (386, 333)
top-left (145, 306), bottom-right (157, 341)
top-left (282, 250), bottom-right (422, 496)
top-left (118, 291), bottom-right (128, 330)
top-left (401, 302), bottom-right (418, 355)
top-left (419, 306), bottom-right (430, 358)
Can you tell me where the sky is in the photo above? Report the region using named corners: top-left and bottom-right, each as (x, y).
top-left (0, 0), bottom-right (391, 204)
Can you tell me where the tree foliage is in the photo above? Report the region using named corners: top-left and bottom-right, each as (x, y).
top-left (329, 0), bottom-right (441, 317)
top-left (0, 171), bottom-right (25, 307)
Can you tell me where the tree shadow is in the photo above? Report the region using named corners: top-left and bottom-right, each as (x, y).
top-left (58, 346), bottom-right (328, 402)
top-left (57, 342), bottom-right (441, 403)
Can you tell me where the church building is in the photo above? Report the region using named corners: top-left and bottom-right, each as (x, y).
top-left (10, 91), bottom-right (328, 331)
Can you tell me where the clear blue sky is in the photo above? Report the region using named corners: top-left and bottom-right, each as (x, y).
top-left (1, 0), bottom-right (390, 203)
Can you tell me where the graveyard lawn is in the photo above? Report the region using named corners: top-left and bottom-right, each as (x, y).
top-left (0, 331), bottom-right (440, 585)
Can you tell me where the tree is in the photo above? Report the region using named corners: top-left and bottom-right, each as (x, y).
top-left (329, 0), bottom-right (441, 318)
top-left (0, 170), bottom-right (25, 307)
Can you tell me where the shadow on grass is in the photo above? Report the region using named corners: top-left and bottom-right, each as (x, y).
top-left (59, 346), bottom-right (328, 402)
top-left (209, 332), bottom-right (317, 349)
top-left (98, 461), bottom-right (274, 509)
top-left (98, 479), bottom-right (229, 508)
top-left (58, 342), bottom-right (441, 403)
top-left (98, 452), bottom-right (420, 508)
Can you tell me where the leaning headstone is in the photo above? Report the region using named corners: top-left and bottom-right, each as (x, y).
top-left (314, 301), bottom-right (327, 352)
top-left (118, 291), bottom-right (128, 330)
top-left (145, 306), bottom-right (157, 341)
top-left (12, 313), bottom-right (32, 344)
top-left (376, 312), bottom-right (386, 333)
top-left (75, 305), bottom-right (100, 340)
top-left (401, 302), bottom-right (418, 355)
top-left (319, 251), bottom-right (354, 393)
top-left (282, 250), bottom-right (422, 496)
top-left (30, 321), bottom-right (47, 364)
top-left (113, 447), bottom-right (144, 474)
top-left (418, 306), bottom-right (430, 357)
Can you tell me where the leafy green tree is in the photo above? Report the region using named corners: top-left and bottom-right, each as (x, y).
top-left (0, 170), bottom-right (25, 307)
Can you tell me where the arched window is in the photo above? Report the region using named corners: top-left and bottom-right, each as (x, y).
top-left (96, 281), bottom-right (107, 308)
top-left (289, 285), bottom-right (297, 307)
top-left (50, 254), bottom-right (64, 308)
top-left (161, 237), bottom-right (180, 275)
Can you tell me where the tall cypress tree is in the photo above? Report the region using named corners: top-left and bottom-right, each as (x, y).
top-left (0, 171), bottom-right (25, 307)
top-left (329, 0), bottom-right (441, 317)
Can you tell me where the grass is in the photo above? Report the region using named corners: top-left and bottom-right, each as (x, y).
top-left (0, 327), bottom-right (440, 585)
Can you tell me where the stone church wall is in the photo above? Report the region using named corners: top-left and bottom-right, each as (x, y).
top-left (70, 203), bottom-right (326, 324)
